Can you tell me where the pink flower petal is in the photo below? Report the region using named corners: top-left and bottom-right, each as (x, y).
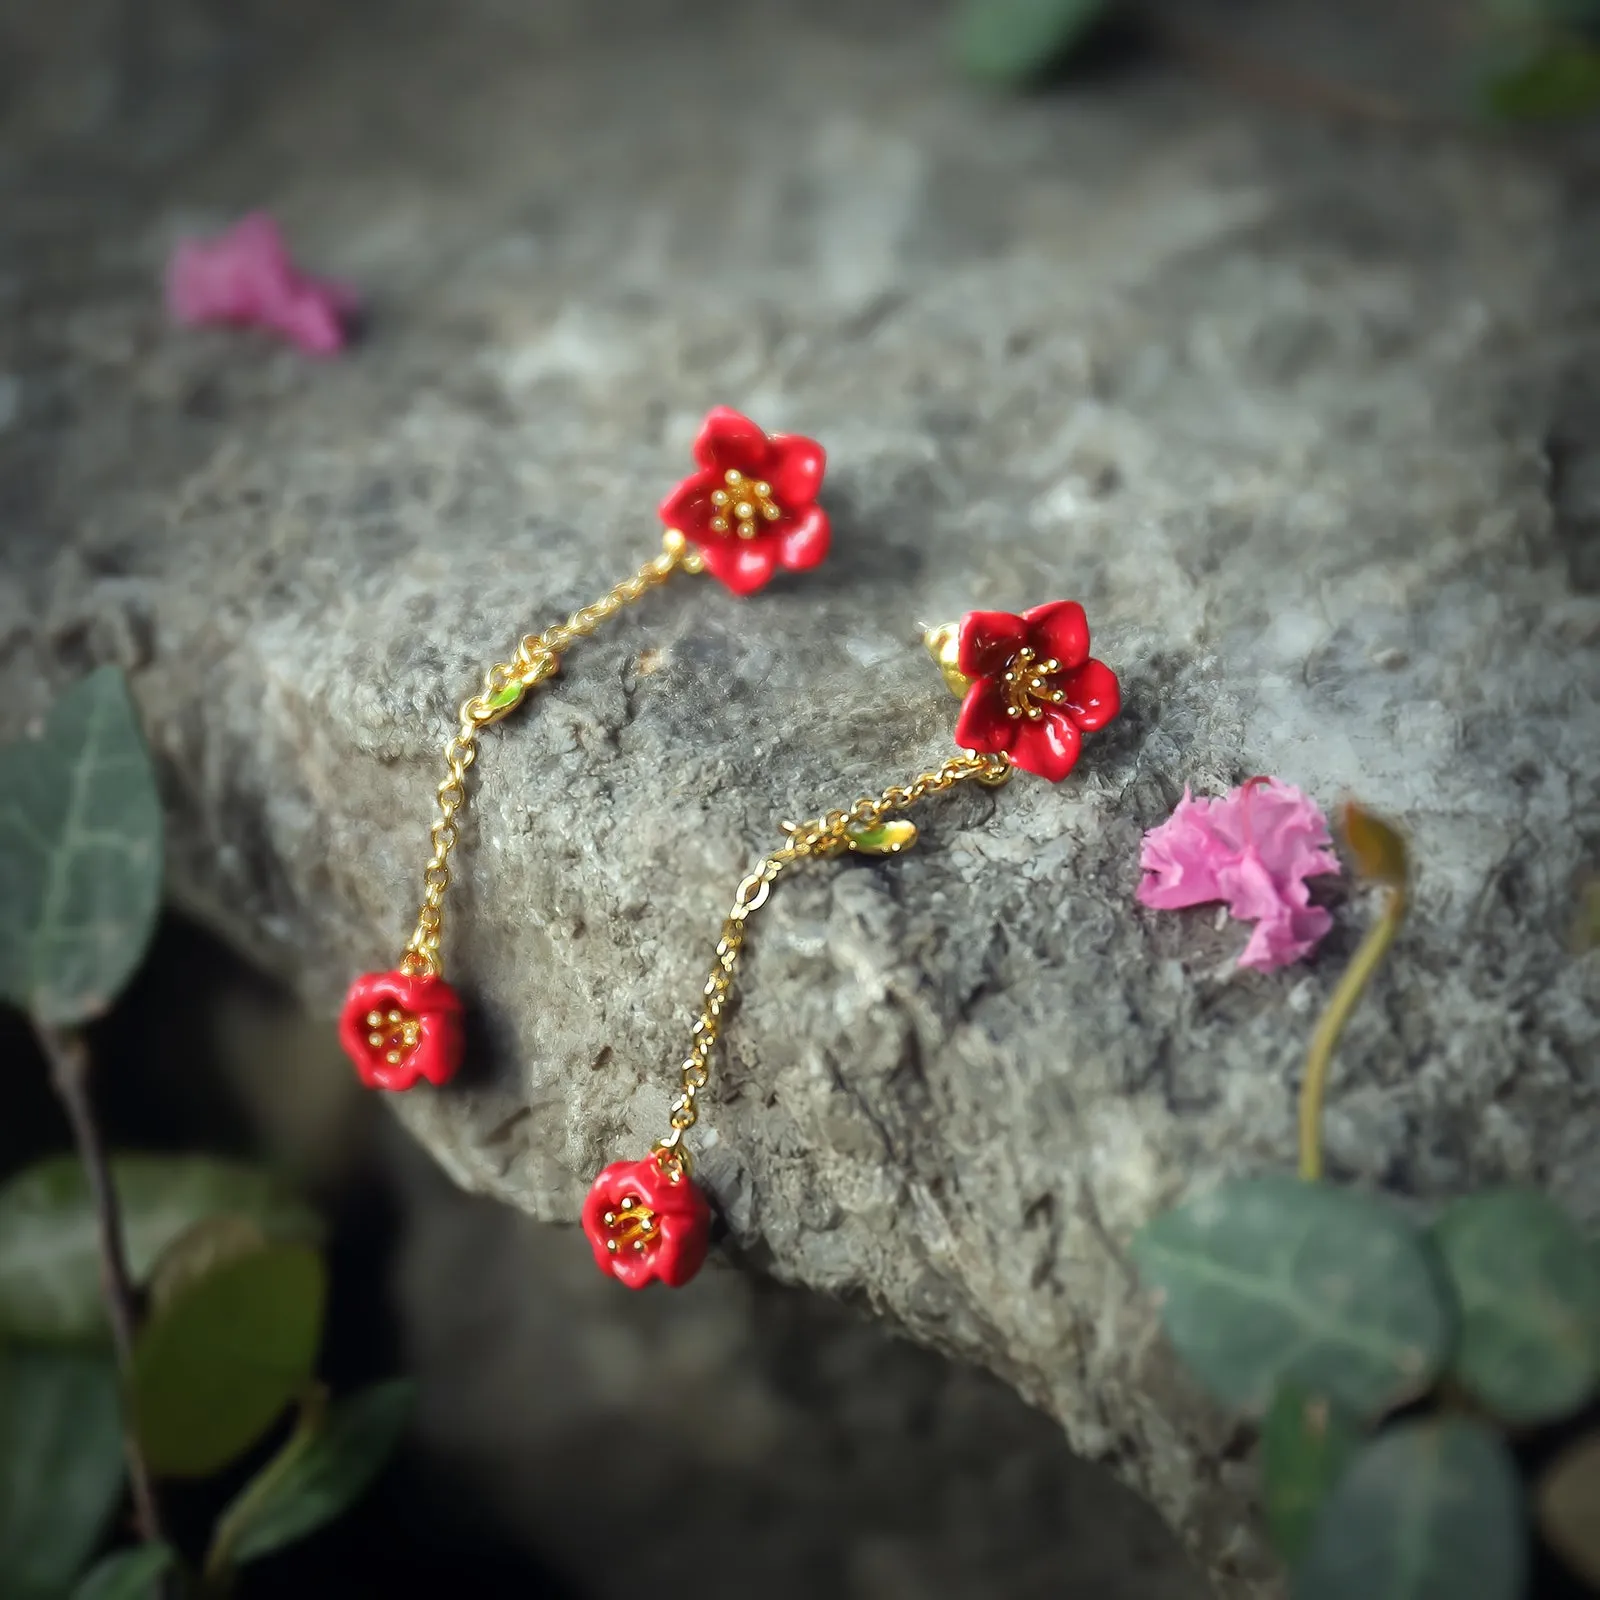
top-left (1136, 787), bottom-right (1226, 909)
top-left (1136, 778), bottom-right (1340, 970)
top-left (164, 213), bottom-right (357, 356)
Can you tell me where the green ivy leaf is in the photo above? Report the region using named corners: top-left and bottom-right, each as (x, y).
top-left (953, 0), bottom-right (1112, 85)
top-left (222, 1381), bottom-right (415, 1566)
top-left (72, 1544), bottom-right (176, 1600)
top-left (0, 1348), bottom-right (125, 1593)
top-left (1432, 1188), bottom-right (1600, 1424)
top-left (0, 667), bottom-right (162, 1026)
top-left (146, 1215), bottom-right (270, 1317)
top-left (1260, 1383), bottom-right (1363, 1564)
top-left (0, 1155), bottom-right (321, 1345)
top-left (1131, 1175), bottom-right (1452, 1418)
top-left (1294, 1420), bottom-right (1524, 1600)
top-left (131, 1242), bottom-right (326, 1478)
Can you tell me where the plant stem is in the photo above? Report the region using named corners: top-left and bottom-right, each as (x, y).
top-left (1298, 888), bottom-right (1407, 1181)
top-left (35, 1021), bottom-right (165, 1548)
top-left (202, 1386), bottom-right (328, 1589)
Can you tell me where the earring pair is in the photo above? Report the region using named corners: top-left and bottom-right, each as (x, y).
top-left (336, 406), bottom-right (1122, 1289)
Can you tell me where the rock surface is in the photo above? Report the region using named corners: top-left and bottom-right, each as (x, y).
top-left (4, 1), bottom-right (1600, 1592)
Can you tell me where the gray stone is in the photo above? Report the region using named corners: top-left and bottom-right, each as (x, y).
top-left (390, 1133), bottom-right (1204, 1600)
top-left (4, 1), bottom-right (1599, 1593)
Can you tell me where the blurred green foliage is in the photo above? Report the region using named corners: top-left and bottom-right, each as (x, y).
top-left (0, 670), bottom-right (411, 1596)
top-left (952, 0), bottom-right (1600, 119)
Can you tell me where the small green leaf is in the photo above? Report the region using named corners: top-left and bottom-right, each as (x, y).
top-left (0, 666), bottom-right (163, 1025)
top-left (953, 0), bottom-right (1111, 85)
top-left (1432, 1187), bottom-right (1600, 1424)
top-left (1294, 1420), bottom-right (1524, 1600)
top-left (222, 1381), bottom-right (414, 1566)
top-left (0, 1348), bottom-right (125, 1592)
top-left (482, 680), bottom-right (524, 716)
top-left (1482, 41), bottom-right (1600, 120)
top-left (1260, 1383), bottom-right (1363, 1563)
top-left (131, 1242), bottom-right (326, 1478)
top-left (1131, 1175), bottom-right (1452, 1418)
top-left (0, 1155), bottom-right (321, 1344)
top-left (1538, 1429), bottom-right (1600, 1589)
top-left (72, 1544), bottom-right (176, 1600)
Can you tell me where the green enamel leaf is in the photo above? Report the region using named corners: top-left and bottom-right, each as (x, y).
top-left (483, 680), bottom-right (524, 715)
top-left (1132, 1175), bottom-right (1452, 1418)
top-left (1260, 1382), bottom-right (1363, 1563)
top-left (0, 666), bottom-right (163, 1025)
top-left (1294, 1420), bottom-right (1525, 1600)
top-left (0, 1348), bottom-right (125, 1593)
top-left (0, 1155), bottom-right (321, 1345)
top-left (953, 0), bottom-right (1112, 85)
top-left (1432, 1187), bottom-right (1600, 1424)
top-left (131, 1242), bottom-right (326, 1478)
top-left (222, 1380), bottom-right (415, 1566)
top-left (72, 1544), bottom-right (177, 1600)
top-left (846, 820), bottom-right (918, 856)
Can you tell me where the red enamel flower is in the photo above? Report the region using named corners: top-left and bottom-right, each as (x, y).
top-left (659, 406), bottom-right (829, 596)
top-left (338, 970), bottom-right (464, 1092)
top-left (581, 1157), bottom-right (712, 1289)
top-left (952, 602), bottom-right (1121, 782)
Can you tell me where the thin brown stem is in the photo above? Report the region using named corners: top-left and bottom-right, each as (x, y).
top-left (35, 1021), bottom-right (164, 1549)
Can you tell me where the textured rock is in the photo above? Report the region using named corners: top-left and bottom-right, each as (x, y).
top-left (389, 1136), bottom-right (1203, 1600)
top-left (4, 1), bottom-right (1600, 1592)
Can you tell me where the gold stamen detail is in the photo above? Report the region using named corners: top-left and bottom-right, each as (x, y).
top-left (367, 1008), bottom-right (422, 1064)
top-left (601, 1195), bottom-right (659, 1257)
top-left (1001, 648), bottom-right (1066, 721)
top-left (709, 468), bottom-right (780, 539)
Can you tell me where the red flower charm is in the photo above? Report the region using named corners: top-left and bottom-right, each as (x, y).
top-left (581, 1157), bottom-right (712, 1289)
top-left (952, 602), bottom-right (1120, 782)
top-left (659, 406), bottom-right (829, 596)
top-left (338, 970), bottom-right (464, 1092)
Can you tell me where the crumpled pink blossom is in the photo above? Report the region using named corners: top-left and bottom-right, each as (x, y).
top-left (165, 213), bottom-right (359, 356)
top-left (1137, 777), bottom-right (1340, 971)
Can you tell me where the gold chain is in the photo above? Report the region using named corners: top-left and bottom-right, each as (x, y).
top-left (651, 751), bottom-right (1010, 1167)
top-left (400, 529), bottom-right (702, 977)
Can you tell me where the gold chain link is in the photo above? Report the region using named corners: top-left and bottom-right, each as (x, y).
top-left (400, 530), bottom-right (702, 977)
top-left (651, 751), bottom-right (1010, 1168)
